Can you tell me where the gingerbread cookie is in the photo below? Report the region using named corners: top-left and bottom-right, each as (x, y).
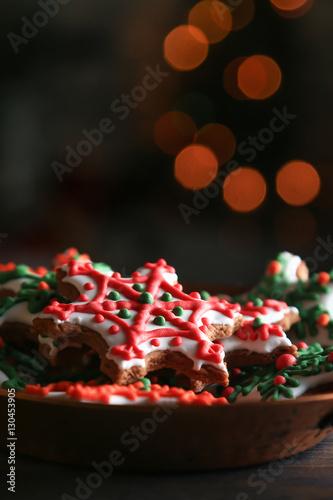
top-left (33, 259), bottom-right (243, 389)
top-left (286, 271), bottom-right (333, 347)
top-left (235, 252), bottom-right (309, 304)
top-left (219, 342), bottom-right (333, 403)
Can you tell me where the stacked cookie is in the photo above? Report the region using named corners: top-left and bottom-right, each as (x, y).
top-left (0, 249), bottom-right (333, 405)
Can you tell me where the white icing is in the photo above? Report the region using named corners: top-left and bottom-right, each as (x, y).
top-left (302, 283), bottom-right (333, 314)
top-left (0, 301), bottom-right (37, 326)
top-left (243, 306), bottom-right (298, 327)
top-left (223, 331), bottom-right (292, 354)
top-left (202, 309), bottom-right (241, 327)
top-left (280, 252), bottom-right (302, 283)
top-left (0, 370), bottom-right (9, 385)
top-left (0, 278), bottom-right (28, 294)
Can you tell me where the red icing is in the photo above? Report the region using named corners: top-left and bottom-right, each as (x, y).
top-left (276, 354), bottom-right (297, 370)
top-left (318, 272), bottom-right (331, 286)
top-left (0, 336), bottom-right (3, 350)
top-left (0, 262), bottom-right (16, 272)
top-left (297, 341), bottom-right (308, 350)
top-left (266, 260), bottom-right (282, 276)
top-left (35, 267), bottom-right (48, 276)
top-left (24, 381), bottom-right (229, 406)
top-left (235, 324), bottom-right (284, 342)
top-left (240, 299), bottom-right (288, 322)
top-left (53, 248), bottom-right (91, 268)
top-left (328, 352), bottom-right (333, 363)
top-left (230, 368), bottom-right (241, 379)
top-left (43, 259), bottom-right (240, 366)
top-left (274, 375), bottom-right (286, 386)
top-left (317, 313), bottom-right (330, 327)
top-left (78, 294), bottom-right (89, 302)
top-left (171, 336), bottom-right (183, 346)
top-left (109, 325), bottom-right (120, 335)
top-left (151, 339), bottom-right (160, 347)
top-left (222, 387), bottom-right (235, 398)
top-left (84, 282), bottom-right (95, 290)
top-left (37, 281), bottom-right (50, 290)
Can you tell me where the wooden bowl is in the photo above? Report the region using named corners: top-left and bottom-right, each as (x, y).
top-left (1, 283), bottom-right (333, 471)
top-left (1, 389), bottom-right (333, 471)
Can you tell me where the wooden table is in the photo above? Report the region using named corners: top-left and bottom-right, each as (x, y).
top-left (1, 434), bottom-right (333, 500)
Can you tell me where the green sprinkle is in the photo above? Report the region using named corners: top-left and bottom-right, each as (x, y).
top-left (253, 317), bottom-right (264, 328)
top-left (118, 308), bottom-right (131, 319)
top-left (133, 283), bottom-right (144, 292)
top-left (138, 292), bottom-right (154, 304)
top-left (109, 291), bottom-right (120, 301)
top-left (172, 306), bottom-right (183, 317)
top-left (200, 290), bottom-right (211, 300)
top-left (253, 298), bottom-right (264, 307)
top-left (161, 292), bottom-right (172, 302)
top-left (153, 316), bottom-right (166, 326)
top-left (138, 377), bottom-right (151, 391)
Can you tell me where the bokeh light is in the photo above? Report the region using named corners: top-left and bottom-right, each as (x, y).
top-left (238, 56), bottom-right (282, 100)
top-left (274, 207), bottom-right (316, 249)
top-left (223, 57), bottom-right (249, 100)
top-left (231, 0), bottom-right (255, 31)
top-left (164, 25), bottom-right (209, 71)
top-left (276, 160), bottom-right (320, 206)
top-left (174, 92), bottom-right (216, 127)
top-left (223, 167), bottom-right (267, 212)
top-left (174, 144), bottom-right (218, 189)
top-left (154, 111), bottom-right (197, 155)
top-left (194, 123), bottom-right (236, 165)
top-left (271, 0), bottom-right (313, 18)
top-left (188, 1), bottom-right (232, 44)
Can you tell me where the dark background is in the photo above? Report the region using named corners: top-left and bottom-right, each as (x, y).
top-left (0, 0), bottom-right (332, 286)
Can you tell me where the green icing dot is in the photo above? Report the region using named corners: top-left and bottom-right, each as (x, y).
top-left (109, 291), bottom-right (120, 301)
top-left (93, 262), bottom-right (112, 274)
top-left (153, 316), bottom-right (166, 326)
top-left (133, 283), bottom-right (144, 292)
top-left (138, 377), bottom-right (151, 391)
top-left (161, 292), bottom-right (172, 302)
top-left (118, 308), bottom-right (131, 319)
top-left (253, 298), bottom-right (264, 307)
top-left (172, 306), bottom-right (183, 317)
top-left (200, 290), bottom-right (211, 300)
top-left (138, 292), bottom-right (154, 304)
top-left (253, 317), bottom-right (264, 328)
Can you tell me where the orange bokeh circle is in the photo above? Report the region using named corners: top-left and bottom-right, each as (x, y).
top-left (189, 1), bottom-right (232, 44)
top-left (174, 144), bottom-right (218, 189)
top-left (164, 25), bottom-right (209, 71)
top-left (270, 0), bottom-right (308, 9)
top-left (154, 111), bottom-right (197, 155)
top-left (271, 0), bottom-right (313, 18)
top-left (223, 167), bottom-right (267, 212)
top-left (231, 0), bottom-right (255, 31)
top-left (194, 123), bottom-right (236, 165)
top-left (238, 55), bottom-right (282, 100)
top-left (276, 160), bottom-right (320, 206)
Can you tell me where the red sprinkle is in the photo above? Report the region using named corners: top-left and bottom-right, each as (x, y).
top-left (0, 337), bottom-right (3, 350)
top-left (276, 354), bottom-right (297, 371)
top-left (230, 368), bottom-right (241, 379)
top-left (84, 282), bottom-right (95, 290)
top-left (94, 314), bottom-right (105, 323)
top-left (297, 341), bottom-right (308, 350)
top-left (222, 387), bottom-right (235, 398)
top-left (189, 292), bottom-right (201, 299)
top-left (109, 325), bottom-right (120, 335)
top-left (266, 260), bottom-right (282, 276)
top-left (78, 294), bottom-right (89, 302)
top-left (318, 272), bottom-right (331, 286)
top-left (172, 336), bottom-right (183, 347)
top-left (35, 267), bottom-right (48, 276)
top-left (317, 313), bottom-right (330, 327)
top-left (151, 339), bottom-right (160, 347)
top-left (6, 359), bottom-right (15, 366)
top-left (328, 352), bottom-right (333, 363)
top-left (37, 281), bottom-right (50, 290)
top-left (274, 375), bottom-right (286, 386)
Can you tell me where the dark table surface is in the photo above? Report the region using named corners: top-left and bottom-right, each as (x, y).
top-left (1, 433), bottom-right (333, 500)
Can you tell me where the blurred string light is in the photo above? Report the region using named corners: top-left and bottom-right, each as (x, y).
top-left (274, 207), bottom-right (316, 248)
top-left (154, 111), bottom-right (197, 155)
top-left (238, 56), bottom-right (281, 99)
top-left (163, 25), bottom-right (209, 71)
top-left (188, 1), bottom-right (232, 44)
top-left (174, 92), bottom-right (216, 128)
top-left (224, 55), bottom-right (281, 100)
top-left (270, 0), bottom-right (313, 18)
top-left (230, 0), bottom-right (255, 31)
top-left (194, 123), bottom-right (236, 165)
top-left (223, 167), bottom-right (267, 212)
top-left (276, 160), bottom-right (320, 206)
top-left (174, 145), bottom-right (218, 189)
